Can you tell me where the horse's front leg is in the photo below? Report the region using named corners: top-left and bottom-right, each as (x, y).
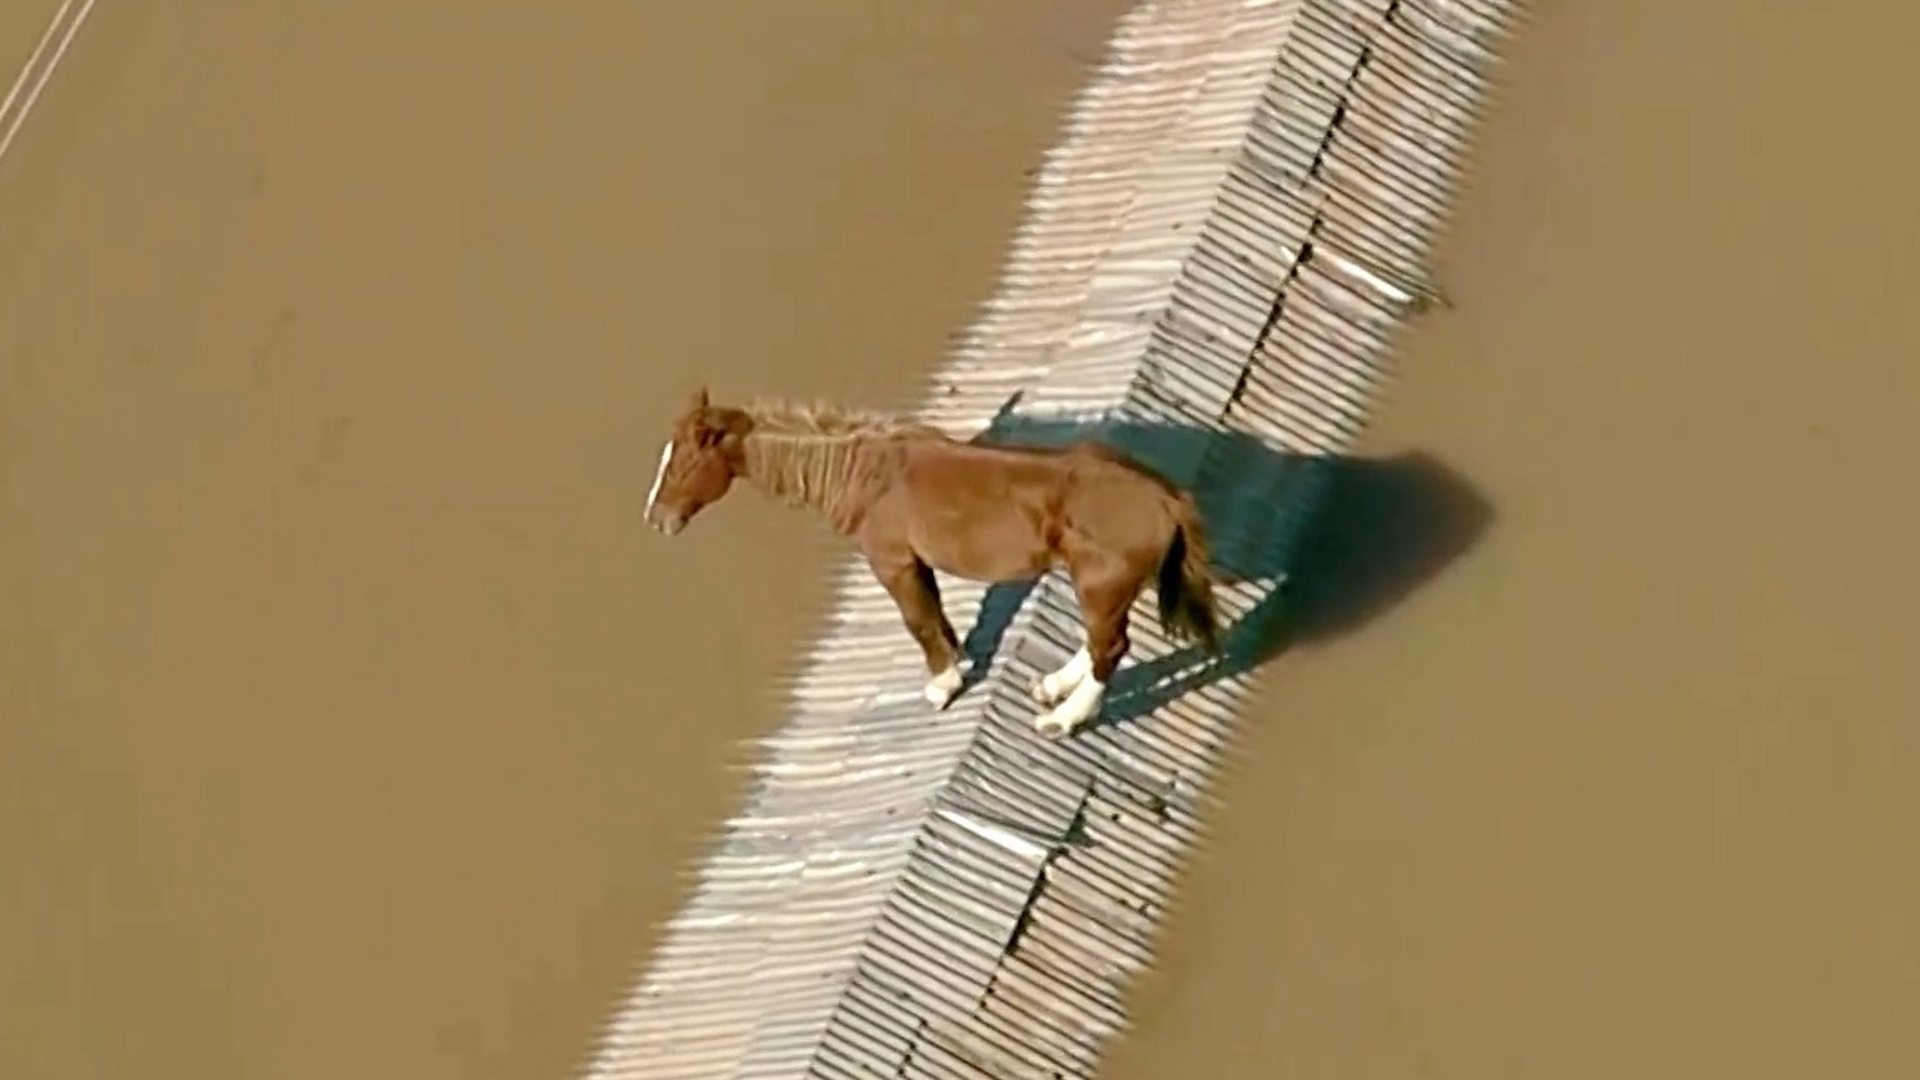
top-left (865, 545), bottom-right (965, 709)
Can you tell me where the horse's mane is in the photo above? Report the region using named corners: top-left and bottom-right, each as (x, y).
top-left (742, 398), bottom-right (934, 437)
top-left (739, 398), bottom-right (943, 513)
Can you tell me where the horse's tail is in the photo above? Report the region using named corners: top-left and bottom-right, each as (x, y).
top-left (1156, 493), bottom-right (1222, 655)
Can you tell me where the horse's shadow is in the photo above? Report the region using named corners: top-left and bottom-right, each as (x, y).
top-left (952, 408), bottom-right (1495, 728)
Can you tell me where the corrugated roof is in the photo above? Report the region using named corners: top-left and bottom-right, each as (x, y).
top-left (586, 1), bottom-right (1518, 1075)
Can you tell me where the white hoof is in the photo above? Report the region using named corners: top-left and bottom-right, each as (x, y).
top-left (1031, 647), bottom-right (1091, 708)
top-left (1030, 674), bottom-right (1069, 707)
top-left (1034, 713), bottom-right (1073, 741)
top-left (1033, 675), bottom-right (1105, 741)
top-left (924, 665), bottom-right (963, 709)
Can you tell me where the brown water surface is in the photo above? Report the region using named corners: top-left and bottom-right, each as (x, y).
top-left (0, 3), bottom-right (1125, 1077)
top-left (9, 3), bottom-right (1918, 1078)
top-left (1105, 2), bottom-right (1920, 1077)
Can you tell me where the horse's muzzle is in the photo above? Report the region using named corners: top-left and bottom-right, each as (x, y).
top-left (646, 506), bottom-right (686, 536)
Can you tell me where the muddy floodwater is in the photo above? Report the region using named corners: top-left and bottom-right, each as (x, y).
top-left (0, 3), bottom-right (1124, 1077)
top-left (4, 2), bottom-right (1917, 1079)
top-left (1103, 2), bottom-right (1920, 1078)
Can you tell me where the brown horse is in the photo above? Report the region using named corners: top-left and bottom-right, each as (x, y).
top-left (644, 387), bottom-right (1220, 738)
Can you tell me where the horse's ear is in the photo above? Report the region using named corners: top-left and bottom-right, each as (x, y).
top-left (688, 385), bottom-right (710, 413)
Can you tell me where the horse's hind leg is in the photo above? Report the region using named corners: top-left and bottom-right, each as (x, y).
top-left (1035, 557), bottom-right (1139, 739)
top-left (866, 546), bottom-right (965, 709)
top-left (1031, 647), bottom-right (1092, 708)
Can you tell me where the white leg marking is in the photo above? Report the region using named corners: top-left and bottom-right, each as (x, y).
top-left (644, 441), bottom-right (675, 517)
top-left (1035, 675), bottom-right (1105, 740)
top-left (1031, 647), bottom-right (1092, 707)
top-left (924, 664), bottom-right (964, 709)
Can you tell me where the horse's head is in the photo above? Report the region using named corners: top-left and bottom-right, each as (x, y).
top-left (644, 386), bottom-right (750, 536)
